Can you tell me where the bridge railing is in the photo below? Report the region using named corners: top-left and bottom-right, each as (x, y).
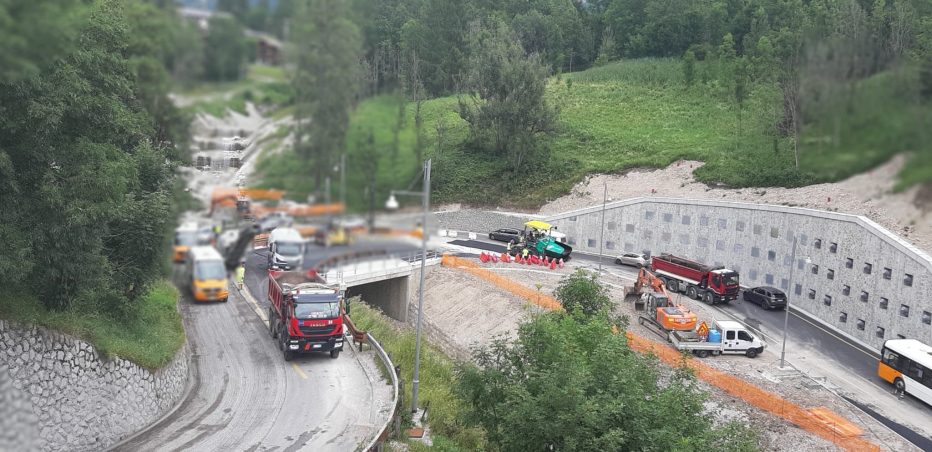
top-left (318, 250), bottom-right (443, 277)
top-left (363, 330), bottom-right (400, 452)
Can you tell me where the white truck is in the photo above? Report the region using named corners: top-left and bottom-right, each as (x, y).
top-left (668, 320), bottom-right (766, 358)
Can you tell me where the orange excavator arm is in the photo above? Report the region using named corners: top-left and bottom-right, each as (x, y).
top-left (634, 268), bottom-right (698, 332)
top-left (634, 267), bottom-right (667, 296)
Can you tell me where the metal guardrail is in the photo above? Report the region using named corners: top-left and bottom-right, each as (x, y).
top-left (317, 250), bottom-right (442, 275)
top-left (363, 331), bottom-right (400, 452)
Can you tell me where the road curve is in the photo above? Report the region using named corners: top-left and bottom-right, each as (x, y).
top-left (115, 271), bottom-right (390, 452)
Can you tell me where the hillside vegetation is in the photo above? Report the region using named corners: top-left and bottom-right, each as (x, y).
top-left (316, 58), bottom-right (925, 209)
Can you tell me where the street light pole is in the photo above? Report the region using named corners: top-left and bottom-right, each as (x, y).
top-left (781, 236), bottom-right (798, 368)
top-left (598, 181), bottom-right (607, 273)
top-left (340, 153), bottom-right (346, 211)
top-left (411, 158), bottom-right (431, 414)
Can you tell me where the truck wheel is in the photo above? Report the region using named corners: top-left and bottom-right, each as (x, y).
top-left (283, 349), bottom-right (293, 361)
top-left (686, 286), bottom-right (698, 299)
top-left (745, 349), bottom-right (758, 358)
top-left (330, 349), bottom-right (340, 359)
top-left (666, 279), bottom-right (678, 293)
top-left (696, 350), bottom-right (710, 358)
top-left (703, 292), bottom-right (714, 304)
top-left (268, 309), bottom-right (277, 339)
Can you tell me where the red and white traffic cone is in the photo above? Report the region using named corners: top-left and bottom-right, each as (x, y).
top-left (558, 258), bottom-right (565, 268)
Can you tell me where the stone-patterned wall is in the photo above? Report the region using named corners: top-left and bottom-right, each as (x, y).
top-left (0, 319), bottom-right (190, 451)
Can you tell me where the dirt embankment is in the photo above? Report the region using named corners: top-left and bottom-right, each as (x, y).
top-left (541, 155), bottom-right (932, 253)
top-left (407, 267), bottom-right (535, 361)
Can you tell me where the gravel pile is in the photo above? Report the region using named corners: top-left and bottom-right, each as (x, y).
top-left (434, 209), bottom-right (539, 234)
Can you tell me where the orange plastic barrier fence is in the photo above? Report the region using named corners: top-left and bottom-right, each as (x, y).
top-left (441, 255), bottom-right (563, 311)
top-left (442, 253), bottom-right (879, 452)
top-left (624, 333), bottom-right (878, 451)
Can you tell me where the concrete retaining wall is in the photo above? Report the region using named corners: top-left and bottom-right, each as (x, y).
top-left (545, 197), bottom-right (932, 350)
top-left (0, 319), bottom-right (190, 451)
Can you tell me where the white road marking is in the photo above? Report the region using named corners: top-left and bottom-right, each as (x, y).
top-left (238, 285), bottom-right (268, 322)
top-left (291, 363), bottom-right (309, 380)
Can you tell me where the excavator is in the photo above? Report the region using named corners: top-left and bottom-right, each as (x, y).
top-left (624, 267), bottom-right (698, 339)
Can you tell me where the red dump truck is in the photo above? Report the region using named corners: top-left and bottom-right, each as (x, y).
top-left (651, 253), bottom-right (740, 304)
top-left (267, 269), bottom-right (346, 361)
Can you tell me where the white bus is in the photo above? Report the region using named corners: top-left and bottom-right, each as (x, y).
top-left (878, 339), bottom-right (932, 406)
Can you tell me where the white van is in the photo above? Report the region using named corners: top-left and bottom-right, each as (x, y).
top-left (267, 227), bottom-right (306, 270)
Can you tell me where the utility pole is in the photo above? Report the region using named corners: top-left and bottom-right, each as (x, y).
top-left (781, 236), bottom-right (798, 368)
top-left (340, 153), bottom-right (347, 212)
top-left (598, 181), bottom-right (607, 273)
top-left (411, 159), bottom-right (431, 414)
top-left (324, 177), bottom-right (331, 205)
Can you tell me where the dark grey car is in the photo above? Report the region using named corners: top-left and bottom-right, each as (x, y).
top-left (489, 228), bottom-right (521, 243)
top-left (742, 286), bottom-right (787, 310)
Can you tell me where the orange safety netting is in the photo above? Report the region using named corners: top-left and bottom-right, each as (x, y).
top-left (442, 253), bottom-right (879, 452)
top-left (441, 254), bottom-right (563, 311)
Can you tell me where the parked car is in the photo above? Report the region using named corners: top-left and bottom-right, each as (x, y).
top-left (615, 253), bottom-right (649, 268)
top-left (489, 228), bottom-right (521, 243)
top-left (742, 286), bottom-right (787, 310)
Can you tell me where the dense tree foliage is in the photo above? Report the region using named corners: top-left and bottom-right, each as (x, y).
top-left (457, 308), bottom-right (758, 451)
top-left (0, 0), bottom-right (184, 312)
top-left (290, 0), bottom-right (363, 189)
top-left (0, 1), bottom-right (89, 83)
top-left (204, 15), bottom-right (248, 82)
top-left (554, 269), bottom-right (613, 317)
top-left (458, 19), bottom-right (558, 173)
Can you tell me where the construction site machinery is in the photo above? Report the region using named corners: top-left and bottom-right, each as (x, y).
top-left (222, 223), bottom-right (261, 271)
top-left (651, 253), bottom-right (740, 304)
top-left (625, 268), bottom-right (698, 338)
top-left (315, 223), bottom-right (353, 247)
top-left (267, 269), bottom-right (346, 361)
top-left (519, 220), bottom-right (572, 260)
top-left (669, 320), bottom-right (766, 358)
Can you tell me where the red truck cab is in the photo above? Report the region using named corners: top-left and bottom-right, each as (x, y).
top-left (651, 253), bottom-right (740, 304)
top-left (267, 269), bottom-right (345, 361)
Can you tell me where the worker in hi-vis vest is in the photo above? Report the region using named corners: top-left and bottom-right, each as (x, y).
top-left (235, 259), bottom-right (246, 289)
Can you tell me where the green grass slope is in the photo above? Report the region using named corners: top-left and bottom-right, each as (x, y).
top-left (0, 280), bottom-right (186, 370)
top-left (258, 58), bottom-right (929, 210)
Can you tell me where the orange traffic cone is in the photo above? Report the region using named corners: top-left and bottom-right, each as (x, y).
top-left (550, 260), bottom-right (557, 270)
top-left (480, 252), bottom-right (489, 263)
top-left (501, 253), bottom-right (509, 263)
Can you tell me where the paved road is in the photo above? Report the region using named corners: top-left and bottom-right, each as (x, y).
top-left (116, 271), bottom-right (388, 452)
